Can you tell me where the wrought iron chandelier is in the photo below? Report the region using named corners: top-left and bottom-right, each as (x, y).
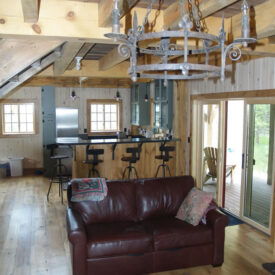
top-left (105, 0), bottom-right (256, 85)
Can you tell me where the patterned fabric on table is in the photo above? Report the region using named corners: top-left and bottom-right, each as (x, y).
top-left (176, 187), bottom-right (213, 226)
top-left (71, 178), bottom-right (108, 202)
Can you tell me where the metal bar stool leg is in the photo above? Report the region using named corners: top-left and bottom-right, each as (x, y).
top-left (162, 164), bottom-right (166, 177)
top-left (128, 166), bottom-right (132, 179)
top-left (133, 166), bottom-right (138, 179)
top-left (155, 165), bottom-right (161, 177)
top-left (122, 166), bottom-right (128, 179)
top-left (166, 165), bottom-right (172, 176)
top-left (47, 179), bottom-right (53, 201)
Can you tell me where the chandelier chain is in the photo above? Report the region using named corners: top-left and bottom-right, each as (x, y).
top-left (188, 0), bottom-right (201, 31)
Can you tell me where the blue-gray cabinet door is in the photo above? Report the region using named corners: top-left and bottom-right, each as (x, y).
top-left (42, 86), bottom-right (56, 177)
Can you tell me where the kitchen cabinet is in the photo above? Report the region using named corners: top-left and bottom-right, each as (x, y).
top-left (131, 83), bottom-right (150, 126)
top-left (154, 80), bottom-right (173, 130)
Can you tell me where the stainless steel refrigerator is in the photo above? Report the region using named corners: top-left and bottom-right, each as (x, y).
top-left (55, 107), bottom-right (79, 175)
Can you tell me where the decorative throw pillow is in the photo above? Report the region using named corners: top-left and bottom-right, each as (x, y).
top-left (71, 178), bottom-right (108, 202)
top-left (176, 187), bottom-right (214, 226)
top-left (201, 202), bottom-right (218, 225)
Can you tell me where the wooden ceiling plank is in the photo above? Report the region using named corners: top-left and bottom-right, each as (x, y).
top-left (53, 42), bottom-right (84, 75)
top-left (21, 0), bottom-right (39, 23)
top-left (67, 43), bottom-right (95, 70)
top-left (164, 0), bottom-right (239, 30)
top-left (98, 0), bottom-right (138, 27)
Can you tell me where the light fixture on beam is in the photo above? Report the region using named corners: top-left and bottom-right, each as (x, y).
top-left (75, 56), bottom-right (83, 71)
top-left (105, 0), bottom-right (256, 85)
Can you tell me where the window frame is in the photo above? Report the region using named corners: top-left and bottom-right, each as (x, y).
top-left (0, 99), bottom-right (38, 137)
top-left (87, 99), bottom-right (122, 135)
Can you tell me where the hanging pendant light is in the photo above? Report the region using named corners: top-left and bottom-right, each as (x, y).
top-left (144, 93), bottom-right (149, 102)
top-left (71, 90), bottom-right (77, 100)
top-left (115, 89), bottom-right (121, 101)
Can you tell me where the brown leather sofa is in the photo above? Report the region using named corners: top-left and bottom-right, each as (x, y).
top-left (66, 176), bottom-right (228, 275)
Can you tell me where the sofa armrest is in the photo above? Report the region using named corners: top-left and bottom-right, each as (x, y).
top-left (66, 207), bottom-right (87, 275)
top-left (206, 209), bottom-right (228, 267)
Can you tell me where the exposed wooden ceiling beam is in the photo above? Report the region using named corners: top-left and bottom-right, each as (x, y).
top-left (98, 46), bottom-right (128, 71)
top-left (0, 0), bottom-right (117, 42)
top-left (98, 0), bottom-right (138, 27)
top-left (21, 0), bottom-right (40, 23)
top-left (0, 45), bottom-right (64, 98)
top-left (22, 76), bottom-right (132, 88)
top-left (0, 39), bottom-right (62, 87)
top-left (241, 38), bottom-right (275, 57)
top-left (53, 42), bottom-right (84, 75)
top-left (164, 0), bottom-right (239, 30)
top-left (37, 59), bottom-right (130, 78)
top-left (67, 43), bottom-right (95, 70)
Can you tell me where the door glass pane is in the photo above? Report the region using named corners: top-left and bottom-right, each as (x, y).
top-left (224, 100), bottom-right (244, 217)
top-left (244, 104), bottom-right (274, 228)
top-left (202, 104), bottom-right (219, 197)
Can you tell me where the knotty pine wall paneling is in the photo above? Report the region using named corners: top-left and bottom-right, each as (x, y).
top-left (187, 57), bottom-right (275, 95)
top-left (0, 86), bottom-right (131, 170)
top-left (0, 87), bottom-right (43, 168)
top-left (55, 87), bottom-right (131, 134)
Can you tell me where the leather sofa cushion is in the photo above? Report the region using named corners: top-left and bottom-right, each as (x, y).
top-left (143, 217), bottom-right (213, 251)
top-left (136, 176), bottom-right (194, 221)
top-left (70, 182), bottom-right (137, 224)
top-left (86, 222), bottom-right (153, 258)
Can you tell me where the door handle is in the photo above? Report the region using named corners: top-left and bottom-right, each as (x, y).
top-left (253, 159), bottom-right (256, 165)
top-left (242, 153), bottom-right (244, 169)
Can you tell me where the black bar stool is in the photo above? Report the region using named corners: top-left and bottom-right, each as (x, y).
top-left (47, 144), bottom-right (70, 203)
top-left (155, 144), bottom-right (175, 177)
top-left (121, 143), bottom-right (142, 179)
top-left (83, 145), bottom-right (104, 177)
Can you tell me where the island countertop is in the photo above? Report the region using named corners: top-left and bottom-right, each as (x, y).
top-left (56, 136), bottom-right (179, 145)
top-left (59, 136), bottom-right (179, 179)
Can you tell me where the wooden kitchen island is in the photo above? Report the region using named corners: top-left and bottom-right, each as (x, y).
top-left (56, 136), bottom-right (179, 180)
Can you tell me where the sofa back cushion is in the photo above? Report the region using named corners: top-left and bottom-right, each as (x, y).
top-left (68, 181), bottom-right (137, 224)
top-left (136, 176), bottom-right (194, 221)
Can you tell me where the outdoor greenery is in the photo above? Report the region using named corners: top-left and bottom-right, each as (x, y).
top-left (253, 105), bottom-right (271, 173)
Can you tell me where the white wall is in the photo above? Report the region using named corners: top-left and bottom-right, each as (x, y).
top-left (187, 57), bottom-right (275, 94)
top-left (0, 86), bottom-right (131, 169)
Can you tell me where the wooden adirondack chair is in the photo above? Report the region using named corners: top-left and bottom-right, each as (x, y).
top-left (203, 147), bottom-right (218, 183)
top-left (203, 147), bottom-right (236, 184)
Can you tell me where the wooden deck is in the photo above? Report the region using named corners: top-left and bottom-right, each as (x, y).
top-left (224, 171), bottom-right (272, 227)
top-left (0, 176), bottom-right (274, 275)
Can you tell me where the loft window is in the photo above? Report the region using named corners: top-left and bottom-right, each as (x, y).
top-left (87, 99), bottom-right (122, 134)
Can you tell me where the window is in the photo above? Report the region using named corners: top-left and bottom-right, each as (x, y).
top-left (87, 100), bottom-right (122, 133)
top-left (1, 102), bottom-right (35, 135)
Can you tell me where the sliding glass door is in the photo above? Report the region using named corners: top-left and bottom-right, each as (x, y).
top-left (242, 102), bottom-right (275, 231)
top-left (192, 98), bottom-right (275, 233)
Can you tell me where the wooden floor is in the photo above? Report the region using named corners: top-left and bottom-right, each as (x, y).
top-left (0, 176), bottom-right (274, 275)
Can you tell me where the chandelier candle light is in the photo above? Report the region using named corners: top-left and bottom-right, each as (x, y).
top-left (105, 0), bottom-right (256, 85)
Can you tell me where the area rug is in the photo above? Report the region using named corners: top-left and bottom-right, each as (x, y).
top-left (220, 209), bottom-right (244, 226)
top-left (263, 263), bottom-right (275, 274)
